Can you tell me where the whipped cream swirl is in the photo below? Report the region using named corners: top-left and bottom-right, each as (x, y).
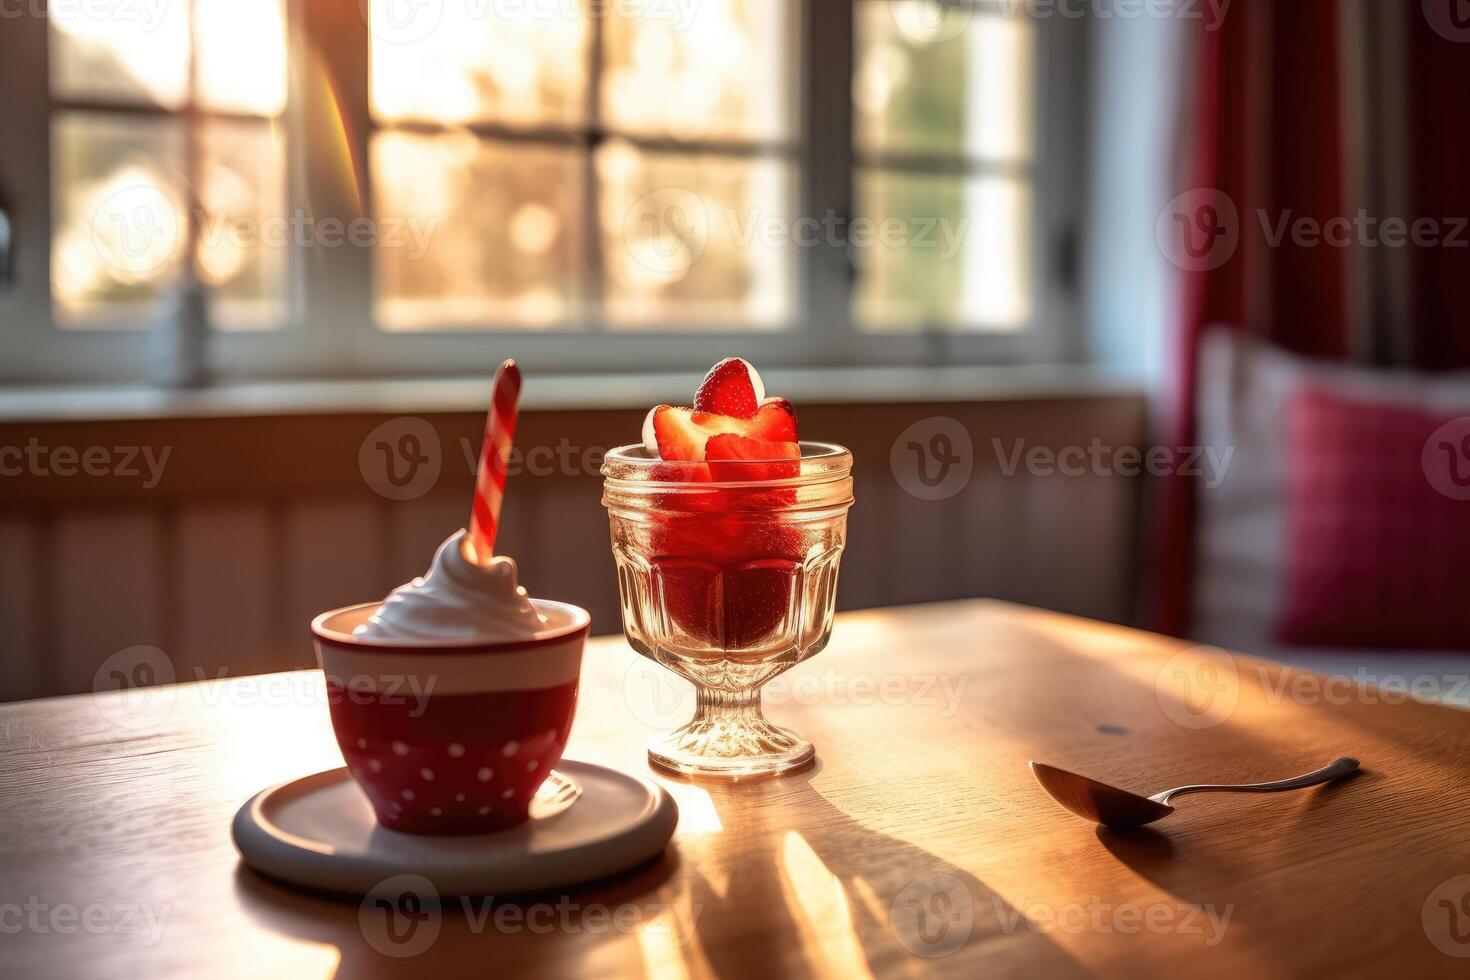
top-left (353, 530), bottom-right (547, 643)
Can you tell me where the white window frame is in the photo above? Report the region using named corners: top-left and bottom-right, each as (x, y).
top-left (0, 0), bottom-right (1085, 385)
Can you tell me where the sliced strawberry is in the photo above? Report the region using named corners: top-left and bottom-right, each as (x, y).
top-left (747, 398), bottom-right (798, 443)
top-left (693, 357), bottom-right (764, 418)
top-left (724, 559), bottom-right (800, 648)
top-left (705, 433), bottom-right (800, 483)
top-left (650, 514), bottom-right (805, 648)
top-left (649, 405), bottom-right (709, 462)
top-left (649, 403), bottom-right (798, 464)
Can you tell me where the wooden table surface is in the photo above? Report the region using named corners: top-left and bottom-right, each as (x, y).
top-left (4, 600), bottom-right (1470, 979)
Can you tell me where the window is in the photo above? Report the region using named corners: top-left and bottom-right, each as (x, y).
top-left (365, 0), bottom-right (798, 331)
top-left (49, 0), bottom-right (289, 329)
top-left (0, 0), bottom-right (1080, 384)
top-left (854, 2), bottom-right (1035, 330)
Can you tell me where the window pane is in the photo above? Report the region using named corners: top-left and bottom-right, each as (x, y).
top-left (601, 0), bottom-right (795, 142)
top-left (50, 1), bottom-right (191, 108)
top-left (597, 142), bottom-right (793, 329)
top-left (854, 2), bottom-right (1034, 161)
top-left (373, 133), bottom-right (584, 330)
top-left (854, 171), bottom-right (1030, 332)
top-left (195, 0), bottom-right (288, 116)
top-left (52, 112), bottom-right (188, 326)
top-left (370, 0), bottom-right (590, 127)
top-left (198, 120), bottom-right (289, 330)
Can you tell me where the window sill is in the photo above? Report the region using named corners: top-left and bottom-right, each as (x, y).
top-left (0, 364), bottom-right (1143, 424)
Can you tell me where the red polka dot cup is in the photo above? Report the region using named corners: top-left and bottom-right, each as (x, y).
top-left (311, 599), bottom-right (590, 835)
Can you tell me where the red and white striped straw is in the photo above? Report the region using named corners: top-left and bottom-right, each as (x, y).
top-left (464, 359), bottom-right (522, 566)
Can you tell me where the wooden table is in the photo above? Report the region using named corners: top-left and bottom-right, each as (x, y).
top-left (4, 600), bottom-right (1470, 978)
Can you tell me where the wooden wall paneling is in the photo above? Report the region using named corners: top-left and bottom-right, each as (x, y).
top-left (1068, 473), bottom-right (1137, 622)
top-left (970, 403), bottom-right (1058, 611)
top-left (886, 485), bottom-right (959, 606)
top-left (1067, 397), bottom-right (1145, 622)
top-left (0, 395), bottom-right (1150, 699)
top-left (837, 459), bottom-right (891, 611)
top-left (280, 497), bottom-right (385, 665)
top-left (987, 398), bottom-right (1144, 624)
top-left (1016, 469), bottom-right (1094, 616)
top-left (0, 518), bottom-right (41, 701)
top-left (175, 505), bottom-right (276, 682)
top-left (512, 408), bottom-right (659, 635)
top-left (377, 411), bottom-right (492, 588)
top-left (956, 470), bottom-right (1012, 602)
top-left (486, 488), bottom-right (542, 595)
top-left (978, 404), bottom-right (1041, 611)
top-left (384, 491), bottom-right (466, 588)
top-left (826, 404), bottom-right (901, 612)
top-left (54, 508), bottom-right (168, 697)
top-left (530, 472), bottom-right (621, 635)
top-left (0, 416), bottom-right (370, 505)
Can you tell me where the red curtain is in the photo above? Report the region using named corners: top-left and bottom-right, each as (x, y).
top-left (1152, 1), bottom-right (1470, 637)
top-left (1407, 10), bottom-right (1470, 367)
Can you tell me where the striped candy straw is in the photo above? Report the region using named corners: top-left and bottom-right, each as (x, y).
top-left (464, 359), bottom-right (522, 566)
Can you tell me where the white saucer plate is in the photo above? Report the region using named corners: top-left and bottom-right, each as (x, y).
top-left (232, 760), bottom-right (678, 896)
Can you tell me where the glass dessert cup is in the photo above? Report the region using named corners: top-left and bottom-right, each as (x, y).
top-left (602, 442), bottom-right (854, 778)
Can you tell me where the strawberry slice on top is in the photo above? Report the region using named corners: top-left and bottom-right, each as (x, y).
top-left (693, 357), bottom-right (765, 418)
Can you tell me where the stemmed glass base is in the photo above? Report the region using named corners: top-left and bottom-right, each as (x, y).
top-left (646, 688), bottom-right (814, 779)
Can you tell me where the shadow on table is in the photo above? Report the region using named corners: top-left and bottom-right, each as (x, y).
top-left (234, 762), bottom-right (1090, 978)
top-left (1093, 766), bottom-right (1370, 911)
top-left (658, 762), bottom-right (1088, 977)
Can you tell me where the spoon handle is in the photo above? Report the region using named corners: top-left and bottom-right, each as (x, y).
top-left (1149, 757), bottom-right (1359, 805)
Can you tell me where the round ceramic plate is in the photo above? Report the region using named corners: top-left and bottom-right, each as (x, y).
top-left (232, 760), bottom-right (677, 896)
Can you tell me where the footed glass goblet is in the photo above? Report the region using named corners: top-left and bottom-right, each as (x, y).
top-left (602, 442), bottom-right (854, 778)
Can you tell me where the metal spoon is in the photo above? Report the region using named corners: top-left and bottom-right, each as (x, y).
top-left (1029, 757), bottom-right (1360, 829)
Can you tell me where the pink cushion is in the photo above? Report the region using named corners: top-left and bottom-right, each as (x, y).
top-left (1277, 384), bottom-right (1470, 649)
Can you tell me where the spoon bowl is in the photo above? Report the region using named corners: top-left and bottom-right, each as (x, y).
top-left (1030, 762), bottom-right (1176, 828)
top-left (1029, 757), bottom-right (1360, 829)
